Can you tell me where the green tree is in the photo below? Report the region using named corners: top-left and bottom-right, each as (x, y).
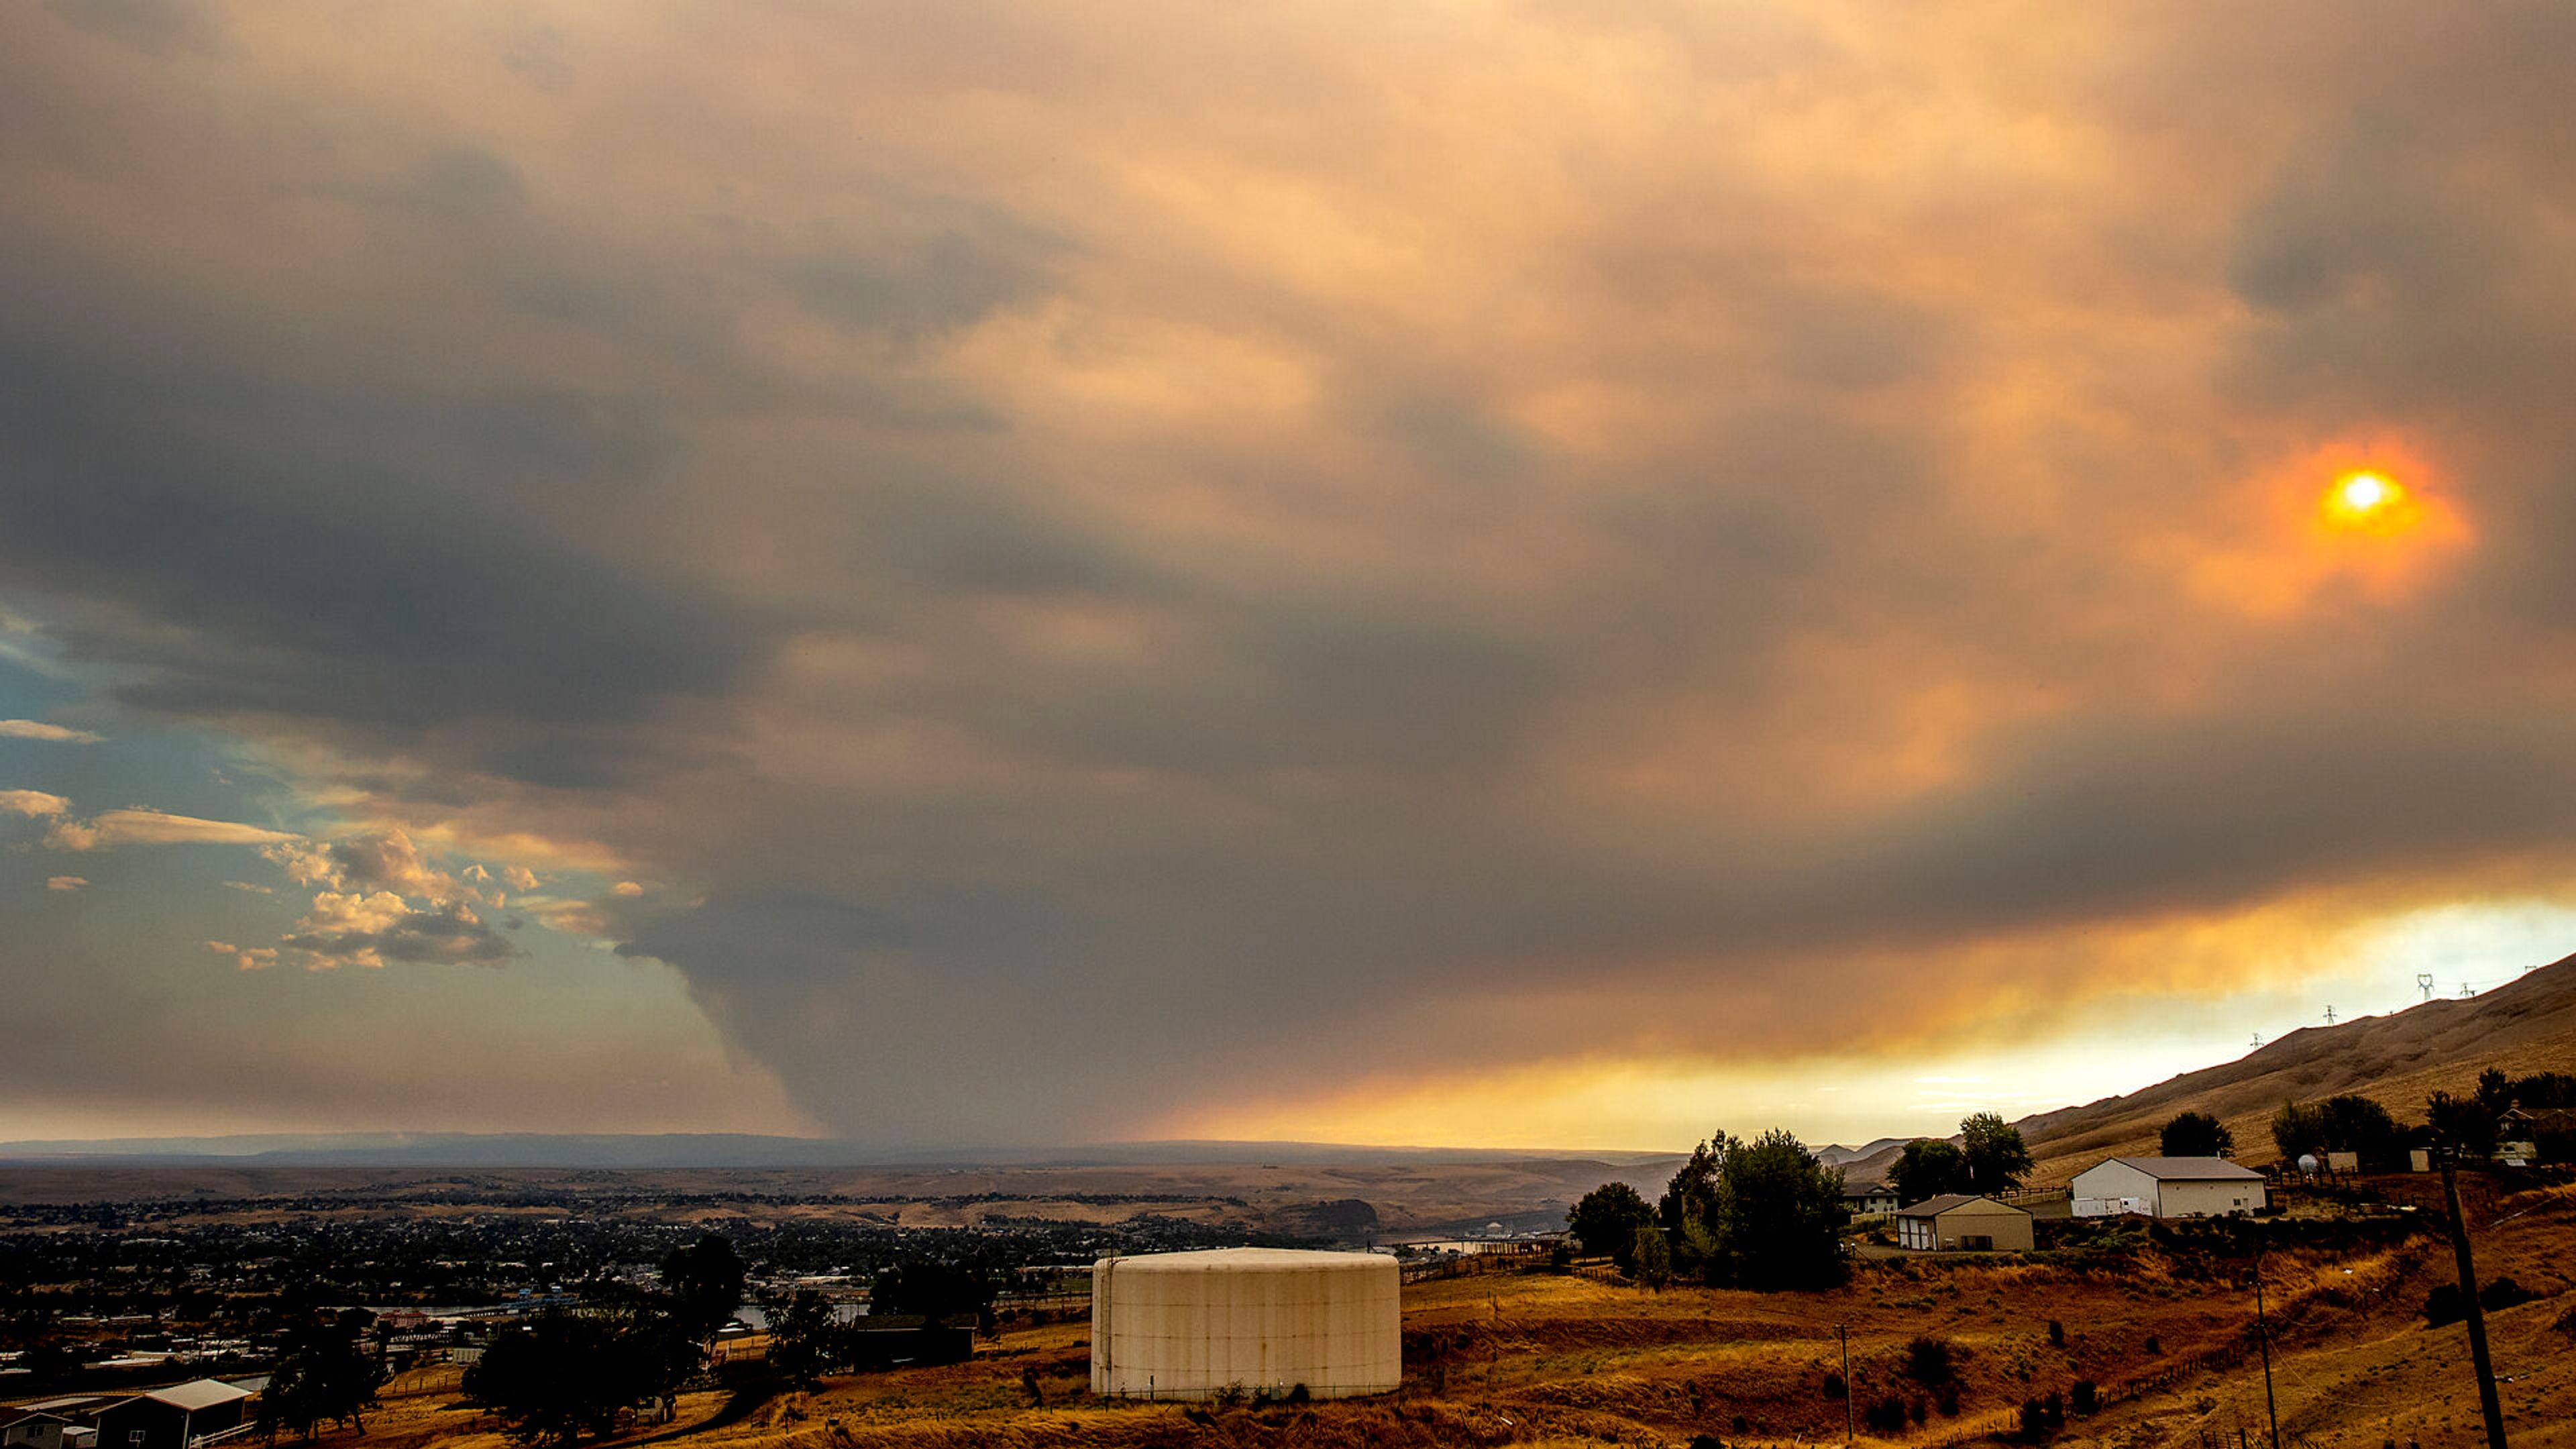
top-left (1960, 1112), bottom-right (2033, 1193)
top-left (1659, 1136), bottom-right (1728, 1237)
top-left (258, 1310), bottom-right (384, 1440)
top-left (869, 1260), bottom-right (996, 1322)
top-left (2271, 1100), bottom-right (2330, 1163)
top-left (659, 1233), bottom-right (747, 1341)
top-left (2322, 1095), bottom-right (2406, 1171)
top-left (2158, 1111), bottom-right (2233, 1159)
top-left (462, 1311), bottom-right (638, 1446)
top-left (1713, 1129), bottom-right (1847, 1291)
top-left (2510, 1071), bottom-right (2576, 1109)
top-left (1567, 1181), bottom-right (1658, 1269)
top-left (764, 1289), bottom-right (839, 1390)
top-left (2475, 1067), bottom-right (2514, 1118)
top-left (1629, 1222), bottom-right (1672, 1289)
top-left (461, 1301), bottom-right (694, 1447)
top-left (1890, 1140), bottom-right (1970, 1205)
top-left (2424, 1091), bottom-right (2499, 1160)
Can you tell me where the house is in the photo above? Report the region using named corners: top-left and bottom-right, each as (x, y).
top-left (90, 1381), bottom-right (253, 1449)
top-left (2071, 1157), bottom-right (2266, 1218)
top-left (4, 1413), bottom-right (98, 1449)
top-left (1892, 1195), bottom-right (2034, 1252)
top-left (2500, 1106), bottom-right (2575, 1163)
top-left (1841, 1180), bottom-right (1898, 1218)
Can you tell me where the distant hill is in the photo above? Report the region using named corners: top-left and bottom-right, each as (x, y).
top-left (2017, 949), bottom-right (2576, 1183)
top-left (1815, 1138), bottom-right (1906, 1168)
top-left (0, 1130), bottom-right (1678, 1172)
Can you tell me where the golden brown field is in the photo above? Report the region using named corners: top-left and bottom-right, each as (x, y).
top-left (301, 1181), bottom-right (2575, 1449)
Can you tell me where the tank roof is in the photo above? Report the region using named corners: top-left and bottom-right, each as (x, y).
top-left (1097, 1247), bottom-right (1389, 1272)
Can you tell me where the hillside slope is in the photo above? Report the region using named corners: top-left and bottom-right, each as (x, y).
top-left (2018, 950), bottom-right (2576, 1183)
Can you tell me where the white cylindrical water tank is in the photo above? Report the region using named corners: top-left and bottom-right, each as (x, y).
top-left (1090, 1247), bottom-right (1401, 1401)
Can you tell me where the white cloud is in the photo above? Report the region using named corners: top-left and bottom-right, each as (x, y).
top-left (46, 875), bottom-right (88, 892)
top-left (1, 790), bottom-right (70, 818)
top-left (221, 879), bottom-right (275, 894)
top-left (202, 940), bottom-right (278, 971)
top-left (611, 879), bottom-right (643, 898)
top-left (262, 830), bottom-right (471, 904)
top-left (47, 809), bottom-right (299, 851)
top-left (0, 720), bottom-right (103, 744)
top-left (299, 890), bottom-right (413, 936)
top-left (506, 865), bottom-right (541, 892)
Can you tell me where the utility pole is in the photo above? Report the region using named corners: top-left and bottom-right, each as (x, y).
top-left (1841, 1323), bottom-right (1854, 1443)
top-left (2440, 1155), bottom-right (2510, 1449)
top-left (2251, 1251), bottom-right (2281, 1449)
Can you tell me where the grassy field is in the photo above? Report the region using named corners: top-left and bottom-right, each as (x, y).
top-left (303, 1179), bottom-right (2574, 1449)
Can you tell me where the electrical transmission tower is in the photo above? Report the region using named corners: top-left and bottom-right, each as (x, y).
top-left (2459, 982), bottom-right (2474, 998)
top-left (2323, 1004), bottom-right (2337, 1024)
top-left (2418, 973), bottom-right (2436, 1002)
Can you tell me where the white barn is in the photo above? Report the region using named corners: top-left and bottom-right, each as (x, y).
top-left (2072, 1157), bottom-right (2266, 1218)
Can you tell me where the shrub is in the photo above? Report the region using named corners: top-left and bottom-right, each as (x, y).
top-left (2019, 1397), bottom-right (2049, 1440)
top-left (1864, 1395), bottom-right (1909, 1432)
top-left (1909, 1397), bottom-right (1928, 1424)
top-left (1904, 1334), bottom-right (1957, 1384)
top-left (2141, 1334), bottom-right (2161, 1355)
top-left (2044, 1391), bottom-right (2065, 1428)
top-left (1285, 1383), bottom-right (1309, 1405)
top-left (2425, 1284), bottom-right (2465, 1330)
top-left (1821, 1371), bottom-right (1846, 1401)
top-left (1934, 1381), bottom-right (1961, 1416)
top-left (2432, 1277), bottom-right (2539, 1326)
top-left (2047, 1318), bottom-right (2064, 1346)
top-left (2481, 1278), bottom-right (2536, 1312)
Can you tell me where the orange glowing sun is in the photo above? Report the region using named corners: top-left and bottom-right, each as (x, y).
top-left (2322, 468), bottom-right (2417, 534)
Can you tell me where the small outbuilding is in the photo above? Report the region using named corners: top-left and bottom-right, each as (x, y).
top-left (3, 1413), bottom-right (97, 1449)
top-left (90, 1381), bottom-right (252, 1449)
top-left (2071, 1157), bottom-right (2265, 1218)
top-left (1893, 1195), bottom-right (2034, 1252)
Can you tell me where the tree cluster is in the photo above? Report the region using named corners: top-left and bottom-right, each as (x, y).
top-left (462, 1234), bottom-right (744, 1446)
top-left (2262, 1067), bottom-right (2575, 1172)
top-left (2269, 1094), bottom-right (2406, 1171)
top-left (1571, 1129), bottom-right (1850, 1292)
top-left (256, 1309), bottom-right (385, 1441)
top-left (1888, 1113), bottom-right (2034, 1204)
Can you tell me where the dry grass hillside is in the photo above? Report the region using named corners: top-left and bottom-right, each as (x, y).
top-left (2016, 951), bottom-right (2576, 1185)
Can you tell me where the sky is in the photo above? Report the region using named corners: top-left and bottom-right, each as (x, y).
top-left (5, 0), bottom-right (2576, 1152)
